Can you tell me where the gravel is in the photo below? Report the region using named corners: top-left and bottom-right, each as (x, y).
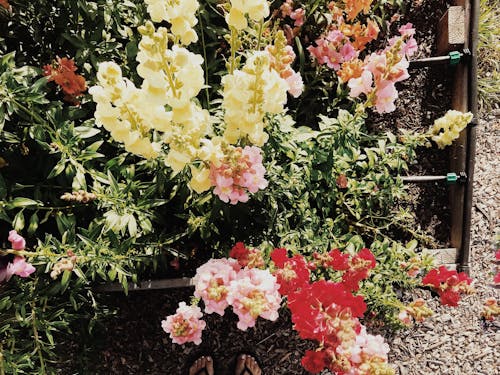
top-left (389, 114), bottom-right (500, 375)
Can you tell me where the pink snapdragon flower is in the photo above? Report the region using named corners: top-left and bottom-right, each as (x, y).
top-left (8, 230), bottom-right (26, 250)
top-left (210, 146), bottom-right (268, 205)
top-left (341, 326), bottom-right (391, 367)
top-left (348, 70), bottom-right (373, 97)
top-left (346, 26), bottom-right (417, 114)
top-left (0, 256), bottom-right (36, 283)
top-left (227, 268), bottom-right (282, 330)
top-left (285, 71), bottom-right (304, 98)
top-left (266, 44), bottom-right (304, 98)
top-left (9, 256), bottom-right (36, 277)
top-left (193, 258), bottom-right (240, 315)
top-left (290, 7), bottom-right (305, 27)
top-left (161, 302), bottom-right (206, 345)
top-left (308, 30), bottom-right (357, 71)
top-left (374, 82), bottom-right (398, 113)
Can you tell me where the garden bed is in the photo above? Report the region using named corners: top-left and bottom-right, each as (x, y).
top-left (1, 0), bottom-right (495, 374)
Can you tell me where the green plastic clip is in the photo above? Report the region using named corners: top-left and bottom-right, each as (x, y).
top-left (446, 172), bottom-right (458, 183)
top-left (449, 51), bottom-right (461, 65)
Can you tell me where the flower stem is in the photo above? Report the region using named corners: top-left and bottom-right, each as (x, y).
top-left (197, 9), bottom-right (211, 109)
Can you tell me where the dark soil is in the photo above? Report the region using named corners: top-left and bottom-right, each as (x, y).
top-left (61, 289), bottom-right (314, 375)
top-left (59, 1), bottom-right (458, 374)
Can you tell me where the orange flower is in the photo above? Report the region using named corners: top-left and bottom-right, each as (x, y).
top-left (0, 0), bottom-right (9, 9)
top-left (337, 58), bottom-right (364, 82)
top-left (43, 57), bottom-right (86, 104)
top-left (343, 0), bottom-right (373, 21)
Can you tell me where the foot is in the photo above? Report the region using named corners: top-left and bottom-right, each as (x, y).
top-left (234, 354), bottom-right (261, 375)
top-left (189, 356), bottom-right (214, 375)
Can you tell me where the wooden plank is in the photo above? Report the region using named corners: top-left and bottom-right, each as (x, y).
top-left (437, 0), bottom-right (470, 253)
top-left (94, 277), bottom-right (194, 293)
top-left (437, 6), bottom-right (466, 53)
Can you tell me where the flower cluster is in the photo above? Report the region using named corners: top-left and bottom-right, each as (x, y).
top-left (399, 256), bottom-right (424, 278)
top-left (280, 0), bottom-right (305, 28)
top-left (161, 302), bottom-right (206, 345)
top-left (143, 0), bottom-right (199, 45)
top-left (208, 145), bottom-right (268, 204)
top-left (269, 246), bottom-right (391, 374)
top-left (0, 0), bottom-right (9, 10)
top-left (289, 281), bottom-right (393, 374)
top-left (428, 110), bottom-right (473, 149)
top-left (90, 4), bottom-right (302, 205)
top-left (312, 248), bottom-right (377, 291)
top-left (230, 242), bottom-right (265, 269)
top-left (89, 62), bottom-right (163, 159)
top-left (60, 190), bottom-right (97, 203)
top-left (225, 0), bottom-right (270, 30)
top-left (481, 297), bottom-right (500, 321)
top-left (222, 51), bottom-right (289, 146)
top-left (341, 0), bottom-right (374, 21)
top-left (397, 298), bottom-right (434, 326)
top-left (193, 256), bottom-right (281, 330)
top-left (266, 31), bottom-right (304, 98)
top-left (50, 251), bottom-right (77, 280)
top-left (0, 231), bottom-right (35, 283)
top-left (308, 2), bottom-right (380, 71)
top-left (271, 247), bottom-right (310, 296)
top-left (192, 258), bottom-right (240, 315)
top-left (163, 248), bottom-right (282, 344)
top-left (226, 267), bottom-right (282, 330)
top-left (422, 266), bottom-right (474, 306)
top-left (43, 57), bottom-right (86, 104)
top-left (494, 249), bottom-right (500, 285)
top-left (346, 24), bottom-right (417, 113)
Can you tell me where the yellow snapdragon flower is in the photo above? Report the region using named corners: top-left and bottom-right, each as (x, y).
top-left (144, 0), bottom-right (199, 45)
top-left (226, 0), bottom-right (270, 30)
top-left (429, 110), bottom-right (473, 149)
top-left (222, 51), bottom-right (288, 146)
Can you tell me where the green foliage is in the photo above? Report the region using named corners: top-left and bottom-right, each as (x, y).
top-left (478, 0), bottom-right (500, 111)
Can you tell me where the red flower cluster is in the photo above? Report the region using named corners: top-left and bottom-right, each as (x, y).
top-left (288, 280), bottom-right (366, 340)
top-left (43, 57), bottom-right (86, 104)
top-left (229, 242), bottom-right (265, 269)
top-left (313, 248), bottom-right (376, 291)
top-left (422, 266), bottom-right (474, 306)
top-left (0, 0), bottom-right (9, 10)
top-left (270, 247), bottom-right (310, 296)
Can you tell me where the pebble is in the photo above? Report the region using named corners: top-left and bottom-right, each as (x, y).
top-left (390, 116), bottom-right (500, 375)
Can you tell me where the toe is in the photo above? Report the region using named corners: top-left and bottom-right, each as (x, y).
top-left (245, 356), bottom-right (261, 375)
top-left (189, 356), bottom-right (212, 375)
top-left (235, 354), bottom-right (246, 374)
top-left (205, 356), bottom-right (214, 375)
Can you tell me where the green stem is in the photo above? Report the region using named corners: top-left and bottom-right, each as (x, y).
top-left (197, 9), bottom-right (211, 110)
top-left (256, 20), bottom-right (264, 51)
top-left (12, 99), bottom-right (47, 127)
top-left (229, 27), bottom-right (238, 74)
top-left (30, 281), bottom-right (46, 374)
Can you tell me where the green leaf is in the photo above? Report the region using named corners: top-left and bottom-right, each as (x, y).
top-left (7, 197), bottom-right (42, 209)
top-left (108, 268), bottom-right (117, 282)
top-left (47, 159), bottom-right (67, 179)
top-left (12, 210), bottom-right (25, 231)
top-left (27, 212), bottom-right (39, 235)
top-left (74, 126), bottom-right (101, 138)
top-left (61, 270), bottom-right (72, 289)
